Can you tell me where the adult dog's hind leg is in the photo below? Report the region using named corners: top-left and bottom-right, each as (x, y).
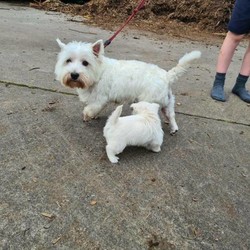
top-left (163, 93), bottom-right (178, 135)
top-left (161, 107), bottom-right (169, 124)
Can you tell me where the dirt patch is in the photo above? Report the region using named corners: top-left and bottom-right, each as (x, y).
top-left (31, 0), bottom-right (234, 41)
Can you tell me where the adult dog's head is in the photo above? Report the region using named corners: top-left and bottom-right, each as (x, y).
top-left (54, 39), bottom-right (104, 89)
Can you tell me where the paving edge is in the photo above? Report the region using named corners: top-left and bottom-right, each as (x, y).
top-left (1, 79), bottom-right (249, 127)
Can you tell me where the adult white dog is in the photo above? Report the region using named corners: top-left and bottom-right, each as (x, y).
top-left (55, 39), bottom-right (201, 134)
top-left (103, 101), bottom-right (164, 163)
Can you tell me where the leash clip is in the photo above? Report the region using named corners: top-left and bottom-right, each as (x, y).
top-left (104, 39), bottom-right (111, 48)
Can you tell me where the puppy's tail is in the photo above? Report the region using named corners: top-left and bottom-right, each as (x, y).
top-left (166, 50), bottom-right (201, 85)
top-left (107, 105), bottom-right (123, 125)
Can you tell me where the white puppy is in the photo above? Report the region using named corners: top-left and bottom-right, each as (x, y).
top-left (55, 39), bottom-right (201, 134)
top-left (103, 101), bottom-right (164, 163)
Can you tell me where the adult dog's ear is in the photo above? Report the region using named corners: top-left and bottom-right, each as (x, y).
top-left (92, 40), bottom-right (104, 57)
top-left (56, 38), bottom-right (66, 50)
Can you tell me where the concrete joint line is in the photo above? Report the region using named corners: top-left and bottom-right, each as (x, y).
top-left (176, 111), bottom-right (250, 127)
top-left (1, 79), bottom-right (249, 127)
top-left (0, 79), bottom-right (76, 96)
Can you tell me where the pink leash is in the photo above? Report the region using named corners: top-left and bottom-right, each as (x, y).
top-left (104, 0), bottom-right (147, 48)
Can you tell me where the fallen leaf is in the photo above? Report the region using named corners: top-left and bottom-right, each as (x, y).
top-left (49, 101), bottom-right (56, 105)
top-left (41, 212), bottom-right (54, 219)
top-left (90, 200), bottom-right (97, 205)
top-left (52, 236), bottom-right (61, 245)
top-left (193, 227), bottom-right (202, 237)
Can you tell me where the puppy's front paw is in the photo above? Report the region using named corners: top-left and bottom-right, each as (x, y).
top-left (108, 155), bottom-right (119, 164)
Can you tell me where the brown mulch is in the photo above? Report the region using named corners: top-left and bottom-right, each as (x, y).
top-left (30, 0), bottom-right (235, 40)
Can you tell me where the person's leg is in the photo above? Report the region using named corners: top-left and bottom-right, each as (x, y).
top-left (232, 40), bottom-right (250, 103)
top-left (239, 40), bottom-right (250, 76)
top-left (211, 32), bottom-right (244, 101)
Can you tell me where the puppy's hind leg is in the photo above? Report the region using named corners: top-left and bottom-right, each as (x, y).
top-left (147, 137), bottom-right (162, 152)
top-left (106, 140), bottom-right (127, 163)
top-left (106, 145), bottom-right (119, 163)
top-left (106, 143), bottom-right (126, 164)
top-left (163, 92), bottom-right (178, 135)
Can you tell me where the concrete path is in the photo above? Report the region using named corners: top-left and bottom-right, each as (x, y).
top-left (0, 2), bottom-right (249, 249)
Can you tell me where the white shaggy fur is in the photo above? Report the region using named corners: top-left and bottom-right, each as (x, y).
top-left (103, 102), bottom-right (164, 163)
top-left (55, 39), bottom-right (201, 134)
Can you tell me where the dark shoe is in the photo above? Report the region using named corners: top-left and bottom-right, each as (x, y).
top-left (232, 87), bottom-right (250, 103)
top-left (211, 84), bottom-right (226, 102)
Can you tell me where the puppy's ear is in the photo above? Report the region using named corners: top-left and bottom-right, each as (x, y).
top-left (56, 38), bottom-right (66, 49)
top-left (130, 103), bottom-right (137, 113)
top-left (92, 40), bottom-right (104, 57)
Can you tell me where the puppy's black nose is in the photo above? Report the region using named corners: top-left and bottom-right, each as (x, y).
top-left (71, 72), bottom-right (79, 80)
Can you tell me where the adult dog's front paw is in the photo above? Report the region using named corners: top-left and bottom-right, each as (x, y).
top-left (170, 128), bottom-right (178, 135)
top-left (83, 113), bottom-right (93, 122)
top-left (83, 106), bottom-right (97, 122)
top-left (83, 108), bottom-right (95, 122)
top-left (170, 124), bottom-right (178, 135)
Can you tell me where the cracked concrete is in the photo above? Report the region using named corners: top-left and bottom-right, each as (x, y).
top-left (0, 1), bottom-right (249, 249)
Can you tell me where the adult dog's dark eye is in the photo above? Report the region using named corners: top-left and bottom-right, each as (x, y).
top-left (82, 60), bottom-right (89, 66)
top-left (66, 59), bottom-right (72, 64)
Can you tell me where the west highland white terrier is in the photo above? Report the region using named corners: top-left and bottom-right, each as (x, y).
top-left (103, 101), bottom-right (164, 163)
top-left (55, 39), bottom-right (201, 134)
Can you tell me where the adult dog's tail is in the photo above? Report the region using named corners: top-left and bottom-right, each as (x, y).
top-left (107, 105), bottom-right (123, 125)
top-left (166, 51), bottom-right (201, 85)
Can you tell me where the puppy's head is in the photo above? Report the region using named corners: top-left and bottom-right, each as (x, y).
top-left (130, 101), bottom-right (160, 115)
top-left (54, 39), bottom-right (104, 89)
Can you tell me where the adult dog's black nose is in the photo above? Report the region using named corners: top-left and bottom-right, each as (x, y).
top-left (71, 72), bottom-right (79, 80)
